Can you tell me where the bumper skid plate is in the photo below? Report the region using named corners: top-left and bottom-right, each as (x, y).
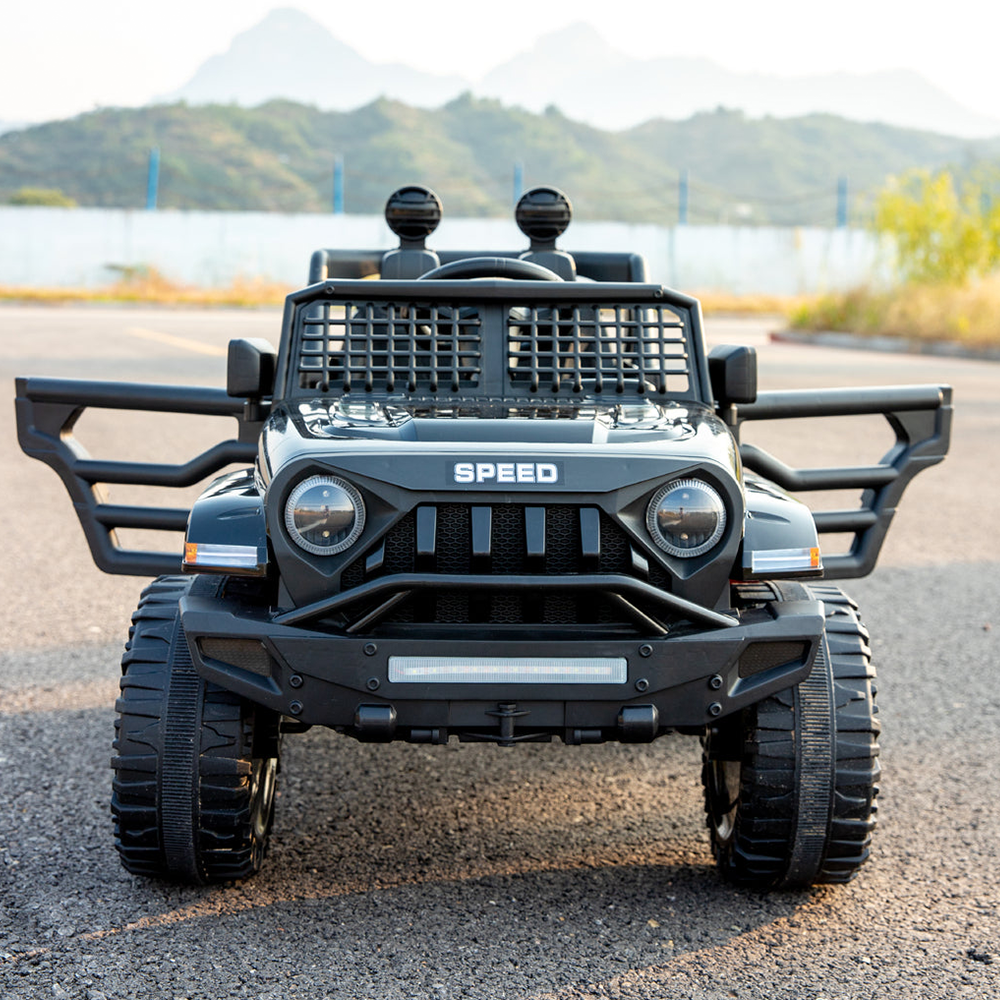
top-left (181, 592), bottom-right (825, 744)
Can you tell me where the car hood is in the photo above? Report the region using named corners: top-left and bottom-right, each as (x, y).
top-left (257, 398), bottom-right (739, 486)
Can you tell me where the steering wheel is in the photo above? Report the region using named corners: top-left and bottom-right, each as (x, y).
top-left (418, 256), bottom-right (563, 281)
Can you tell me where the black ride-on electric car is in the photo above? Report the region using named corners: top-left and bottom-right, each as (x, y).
top-left (16, 185), bottom-right (952, 889)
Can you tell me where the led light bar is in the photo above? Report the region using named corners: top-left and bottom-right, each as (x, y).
top-left (388, 656), bottom-right (628, 685)
top-left (750, 546), bottom-right (821, 574)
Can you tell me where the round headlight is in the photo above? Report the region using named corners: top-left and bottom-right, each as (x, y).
top-left (646, 479), bottom-right (726, 558)
top-left (284, 476), bottom-right (365, 556)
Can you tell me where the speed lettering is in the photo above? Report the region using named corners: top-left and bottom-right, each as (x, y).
top-left (453, 462), bottom-right (559, 484)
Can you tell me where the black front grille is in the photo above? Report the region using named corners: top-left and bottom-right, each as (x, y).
top-left (340, 504), bottom-right (671, 627)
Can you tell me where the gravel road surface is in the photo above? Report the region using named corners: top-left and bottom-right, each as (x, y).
top-left (1, 306), bottom-right (997, 999)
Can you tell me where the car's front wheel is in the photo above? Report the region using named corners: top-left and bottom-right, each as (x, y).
top-left (702, 583), bottom-right (880, 889)
top-left (111, 575), bottom-right (281, 883)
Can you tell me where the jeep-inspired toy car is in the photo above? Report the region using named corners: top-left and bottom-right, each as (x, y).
top-left (16, 186), bottom-right (951, 889)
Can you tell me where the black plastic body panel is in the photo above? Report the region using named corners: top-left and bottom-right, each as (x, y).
top-left (257, 399), bottom-right (743, 614)
top-left (184, 469), bottom-right (269, 576)
top-left (307, 248), bottom-right (649, 284)
top-left (741, 475), bottom-right (822, 579)
top-left (181, 589), bottom-right (824, 741)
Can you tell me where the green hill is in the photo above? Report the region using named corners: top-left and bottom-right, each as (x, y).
top-left (1, 95), bottom-right (995, 225)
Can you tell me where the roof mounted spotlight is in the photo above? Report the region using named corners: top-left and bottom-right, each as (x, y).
top-left (384, 185), bottom-right (442, 247)
top-left (515, 186), bottom-right (572, 250)
top-left (382, 185), bottom-right (443, 278)
top-left (515, 186), bottom-right (576, 280)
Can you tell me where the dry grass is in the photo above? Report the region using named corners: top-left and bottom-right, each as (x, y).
top-left (790, 277), bottom-right (1000, 348)
top-left (3, 275), bottom-right (806, 317)
top-left (694, 291), bottom-right (810, 317)
top-left (0, 269), bottom-right (292, 307)
top-left (6, 271), bottom-right (999, 349)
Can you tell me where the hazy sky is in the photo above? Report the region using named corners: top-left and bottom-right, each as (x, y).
top-left (3, 0), bottom-right (997, 123)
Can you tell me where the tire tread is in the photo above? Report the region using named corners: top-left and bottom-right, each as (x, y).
top-left (702, 583), bottom-right (880, 888)
top-left (111, 575), bottom-right (278, 884)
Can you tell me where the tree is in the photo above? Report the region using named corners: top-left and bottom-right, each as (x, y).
top-left (873, 169), bottom-right (1000, 284)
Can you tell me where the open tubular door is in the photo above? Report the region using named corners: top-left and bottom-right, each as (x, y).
top-left (736, 384), bottom-right (952, 579)
top-left (15, 377), bottom-right (267, 577)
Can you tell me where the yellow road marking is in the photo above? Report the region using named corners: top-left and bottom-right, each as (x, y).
top-left (126, 326), bottom-right (227, 357)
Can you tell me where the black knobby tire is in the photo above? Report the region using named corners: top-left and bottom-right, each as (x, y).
top-left (111, 575), bottom-right (280, 884)
top-left (702, 583), bottom-right (880, 889)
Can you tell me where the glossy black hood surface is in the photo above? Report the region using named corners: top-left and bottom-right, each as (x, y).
top-left (259, 399), bottom-right (739, 487)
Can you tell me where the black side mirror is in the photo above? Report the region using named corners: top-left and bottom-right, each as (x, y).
top-left (708, 344), bottom-right (757, 406)
top-left (227, 338), bottom-right (277, 398)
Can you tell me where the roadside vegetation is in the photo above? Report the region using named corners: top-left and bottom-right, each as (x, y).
top-left (7, 186), bottom-right (77, 206)
top-left (791, 168), bottom-right (1000, 347)
top-left (0, 267), bottom-right (292, 307)
top-left (0, 269), bottom-right (805, 314)
top-left (2, 97), bottom-right (995, 224)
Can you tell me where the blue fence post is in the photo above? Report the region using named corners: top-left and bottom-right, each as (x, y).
top-left (678, 169), bottom-right (689, 225)
top-left (333, 156), bottom-right (344, 215)
top-left (836, 175), bottom-right (848, 227)
top-left (145, 147), bottom-right (160, 211)
top-left (513, 162), bottom-right (524, 206)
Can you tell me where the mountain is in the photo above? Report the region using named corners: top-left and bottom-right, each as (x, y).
top-left (480, 23), bottom-right (1000, 138)
top-left (160, 8), bottom-right (469, 112)
top-left (159, 11), bottom-right (1000, 139)
top-left (2, 96), bottom-right (995, 225)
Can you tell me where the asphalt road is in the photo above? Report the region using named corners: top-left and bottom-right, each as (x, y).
top-left (1, 305), bottom-right (997, 999)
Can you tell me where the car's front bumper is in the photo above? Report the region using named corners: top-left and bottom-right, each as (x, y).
top-left (180, 590), bottom-right (824, 744)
